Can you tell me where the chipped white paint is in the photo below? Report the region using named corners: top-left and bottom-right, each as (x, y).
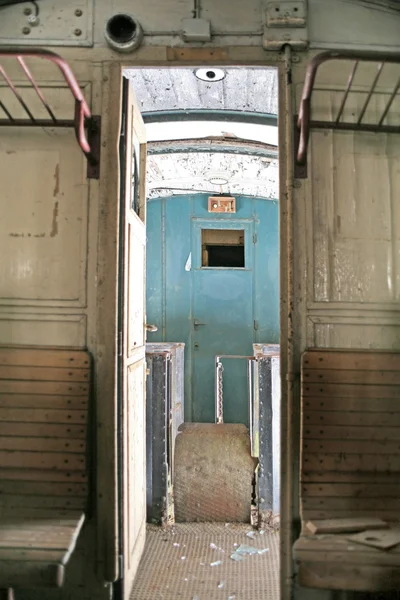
top-left (147, 152), bottom-right (279, 199)
top-left (0, 129), bottom-right (88, 307)
top-left (126, 68), bottom-right (279, 114)
top-left (293, 53), bottom-right (400, 359)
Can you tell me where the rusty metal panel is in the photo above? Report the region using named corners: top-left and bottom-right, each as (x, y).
top-left (145, 352), bottom-right (168, 525)
top-left (145, 343), bottom-right (184, 525)
top-left (253, 344), bottom-right (280, 527)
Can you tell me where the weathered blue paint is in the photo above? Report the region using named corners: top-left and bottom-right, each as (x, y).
top-left (146, 193), bottom-right (279, 425)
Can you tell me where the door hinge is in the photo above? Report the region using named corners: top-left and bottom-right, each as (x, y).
top-left (254, 320), bottom-right (259, 331)
top-left (253, 233), bottom-right (257, 244)
top-left (119, 554), bottom-right (124, 580)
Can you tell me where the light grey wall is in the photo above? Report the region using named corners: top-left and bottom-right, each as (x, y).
top-left (0, 0), bottom-right (400, 50)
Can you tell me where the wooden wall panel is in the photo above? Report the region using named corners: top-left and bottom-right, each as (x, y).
top-left (309, 318), bottom-right (400, 350)
top-left (0, 129), bottom-right (88, 307)
top-left (0, 314), bottom-right (87, 347)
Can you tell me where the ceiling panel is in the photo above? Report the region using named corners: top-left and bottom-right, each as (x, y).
top-left (147, 152), bottom-right (279, 199)
top-left (126, 68), bottom-right (278, 115)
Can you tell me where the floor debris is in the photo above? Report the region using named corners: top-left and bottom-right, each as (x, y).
top-left (230, 544), bottom-right (269, 561)
top-left (130, 523), bottom-right (279, 599)
top-left (210, 542), bottom-right (224, 552)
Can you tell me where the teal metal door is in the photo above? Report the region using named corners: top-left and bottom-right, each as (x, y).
top-left (146, 193), bottom-right (279, 426)
top-left (191, 219), bottom-right (254, 424)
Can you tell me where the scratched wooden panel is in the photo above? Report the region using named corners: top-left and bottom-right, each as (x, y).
top-left (304, 86), bottom-right (400, 306)
top-left (0, 314), bottom-right (87, 347)
top-left (0, 86), bottom-right (88, 308)
top-left (300, 349), bottom-right (400, 537)
top-left (313, 321), bottom-right (400, 350)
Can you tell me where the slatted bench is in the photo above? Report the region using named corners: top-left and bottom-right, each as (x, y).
top-left (0, 346), bottom-right (91, 599)
top-left (293, 349), bottom-right (400, 592)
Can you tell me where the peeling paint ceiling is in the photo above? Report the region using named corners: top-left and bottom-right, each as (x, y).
top-left (126, 68), bottom-right (278, 115)
top-left (147, 152), bottom-right (279, 200)
top-left (126, 67), bottom-right (279, 201)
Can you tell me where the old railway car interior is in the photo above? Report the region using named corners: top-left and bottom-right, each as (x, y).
top-left (0, 1), bottom-right (400, 599)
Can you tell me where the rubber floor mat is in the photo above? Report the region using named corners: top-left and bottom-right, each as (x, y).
top-left (130, 523), bottom-right (280, 600)
top-left (174, 424), bottom-right (257, 523)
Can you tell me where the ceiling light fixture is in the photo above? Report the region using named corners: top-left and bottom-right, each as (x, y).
top-left (194, 68), bottom-right (226, 82)
top-left (207, 172), bottom-right (230, 185)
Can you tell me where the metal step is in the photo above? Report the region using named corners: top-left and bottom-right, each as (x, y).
top-left (174, 423), bottom-right (257, 523)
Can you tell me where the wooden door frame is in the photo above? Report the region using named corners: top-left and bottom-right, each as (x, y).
top-left (95, 51), bottom-right (295, 600)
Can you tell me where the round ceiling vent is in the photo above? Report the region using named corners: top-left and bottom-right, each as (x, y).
top-left (194, 68), bottom-right (226, 82)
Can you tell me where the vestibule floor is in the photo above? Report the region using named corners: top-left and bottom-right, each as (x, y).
top-left (130, 523), bottom-right (280, 600)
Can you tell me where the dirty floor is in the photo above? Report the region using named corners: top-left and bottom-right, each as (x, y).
top-left (130, 523), bottom-right (280, 600)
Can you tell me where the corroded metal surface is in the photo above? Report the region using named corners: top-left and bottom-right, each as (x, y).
top-left (174, 423), bottom-right (257, 523)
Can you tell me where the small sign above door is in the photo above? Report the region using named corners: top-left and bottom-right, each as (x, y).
top-left (208, 196), bottom-right (236, 213)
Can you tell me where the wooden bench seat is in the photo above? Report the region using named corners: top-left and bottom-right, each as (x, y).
top-left (294, 533), bottom-right (400, 591)
top-left (293, 349), bottom-right (400, 592)
top-left (0, 346), bottom-right (91, 596)
top-left (0, 513), bottom-right (85, 588)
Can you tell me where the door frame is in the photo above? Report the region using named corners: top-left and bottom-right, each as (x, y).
top-left (95, 51), bottom-right (295, 600)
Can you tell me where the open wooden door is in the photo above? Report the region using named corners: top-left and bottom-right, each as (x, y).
top-left (118, 75), bottom-right (148, 599)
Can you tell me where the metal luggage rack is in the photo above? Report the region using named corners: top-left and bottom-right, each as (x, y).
top-left (0, 48), bottom-right (101, 179)
top-left (295, 50), bottom-right (400, 178)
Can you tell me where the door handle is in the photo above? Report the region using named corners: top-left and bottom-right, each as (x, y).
top-left (145, 324), bottom-right (158, 332)
top-left (193, 319), bottom-right (206, 329)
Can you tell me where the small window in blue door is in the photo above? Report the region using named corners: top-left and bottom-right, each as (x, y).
top-left (201, 229), bottom-right (245, 268)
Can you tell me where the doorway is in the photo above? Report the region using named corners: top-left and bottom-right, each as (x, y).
top-left (146, 195), bottom-right (279, 425)
top-left (117, 65), bottom-right (281, 600)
